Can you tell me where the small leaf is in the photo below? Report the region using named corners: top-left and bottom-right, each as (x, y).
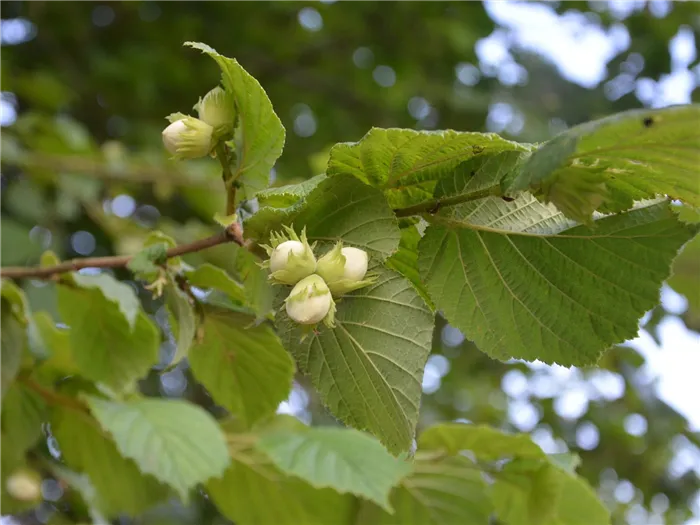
top-left (0, 382), bottom-right (46, 460)
top-left (277, 264), bottom-right (433, 454)
top-left (126, 243), bottom-right (169, 277)
top-left (491, 459), bottom-right (561, 525)
top-left (233, 245), bottom-right (274, 321)
top-left (57, 283), bottom-right (159, 392)
top-left (52, 407), bottom-right (170, 517)
top-left (164, 282), bottom-right (197, 368)
top-left (385, 225), bottom-right (434, 311)
top-left (85, 396), bottom-right (230, 501)
top-left (189, 305), bottom-right (294, 427)
top-left (33, 311), bottom-right (80, 378)
top-left (544, 467), bottom-right (611, 525)
top-left (257, 426), bottom-right (411, 512)
top-left (1, 279), bottom-right (30, 324)
top-left (213, 211), bottom-right (238, 228)
top-left (71, 273), bottom-right (141, 329)
top-left (418, 423), bottom-right (546, 461)
top-left (185, 41), bottom-right (285, 197)
top-left (418, 198), bottom-right (698, 365)
top-left (207, 444), bottom-right (354, 525)
top-left (0, 299), bottom-right (26, 396)
top-left (357, 454), bottom-right (493, 525)
top-left (185, 263), bottom-right (246, 304)
top-left (40, 250), bottom-right (61, 267)
top-left (328, 127), bottom-right (531, 209)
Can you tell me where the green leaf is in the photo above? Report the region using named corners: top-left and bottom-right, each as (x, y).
top-left (385, 224), bottom-right (434, 311)
top-left (435, 151), bottom-right (530, 202)
top-left (126, 243), bottom-right (169, 277)
top-left (418, 198), bottom-right (698, 365)
top-left (189, 306), bottom-right (295, 427)
top-left (85, 396), bottom-right (230, 501)
top-left (164, 282), bottom-right (196, 368)
top-left (491, 458), bottom-right (610, 525)
top-left (543, 467), bottom-right (611, 525)
top-left (507, 105), bottom-right (700, 223)
top-left (213, 211), bottom-right (238, 228)
top-left (71, 273), bottom-right (141, 329)
top-left (207, 443), bottom-right (354, 525)
top-left (246, 173), bottom-right (401, 261)
top-left (185, 263), bottom-right (246, 304)
top-left (257, 426), bottom-right (411, 511)
top-left (1, 383), bottom-right (46, 472)
top-left (668, 233), bottom-right (700, 312)
top-left (57, 282), bottom-right (159, 392)
top-left (232, 244), bottom-right (274, 320)
top-left (491, 459), bottom-right (561, 525)
top-left (1, 299), bottom-right (26, 396)
top-left (358, 454), bottom-right (493, 525)
top-left (277, 264), bottom-right (433, 454)
top-left (33, 311), bottom-right (80, 378)
top-left (418, 423), bottom-right (546, 461)
top-left (327, 127), bottom-right (531, 209)
top-left (52, 407), bottom-right (170, 517)
top-left (185, 41), bottom-right (285, 196)
top-left (1, 279), bottom-right (30, 324)
top-left (46, 464), bottom-right (110, 525)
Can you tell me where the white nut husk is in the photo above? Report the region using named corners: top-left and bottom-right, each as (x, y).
top-left (261, 226), bottom-right (317, 285)
top-left (194, 86), bottom-right (235, 137)
top-left (285, 274), bottom-right (335, 327)
top-left (316, 242), bottom-right (375, 296)
top-left (340, 247), bottom-right (368, 281)
top-left (162, 116), bottom-right (215, 160)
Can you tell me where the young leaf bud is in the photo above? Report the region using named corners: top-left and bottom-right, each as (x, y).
top-left (316, 243), bottom-right (376, 296)
top-left (162, 116), bottom-right (215, 160)
top-left (194, 86), bottom-right (235, 137)
top-left (5, 469), bottom-right (42, 502)
top-left (285, 274), bottom-right (336, 327)
top-left (261, 226), bottom-right (317, 285)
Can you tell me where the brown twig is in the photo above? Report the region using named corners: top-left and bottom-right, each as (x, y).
top-left (1, 223), bottom-right (245, 280)
top-left (393, 185), bottom-right (503, 218)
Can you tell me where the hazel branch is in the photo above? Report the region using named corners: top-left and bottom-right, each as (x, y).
top-left (1, 223), bottom-right (245, 280)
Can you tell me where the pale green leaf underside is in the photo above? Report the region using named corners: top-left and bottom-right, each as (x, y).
top-left (543, 467), bottom-right (611, 525)
top-left (245, 173), bottom-right (401, 260)
top-left (207, 447), bottom-right (354, 525)
top-left (257, 426), bottom-right (411, 512)
top-left (418, 198), bottom-right (697, 365)
top-left (418, 423), bottom-right (546, 461)
top-left (57, 284), bottom-right (159, 392)
top-left (185, 41), bottom-right (285, 196)
top-left (72, 273), bottom-right (140, 329)
top-left (85, 396), bottom-right (230, 501)
top-left (327, 127), bottom-right (532, 209)
top-left (185, 263), bottom-right (246, 304)
top-left (165, 283), bottom-right (196, 368)
top-left (385, 224), bottom-right (435, 311)
top-left (52, 408), bottom-right (169, 517)
top-left (0, 304), bottom-right (24, 397)
top-left (491, 460), bottom-right (561, 525)
top-left (277, 265), bottom-right (433, 454)
top-left (189, 306), bottom-right (295, 427)
top-left (509, 104), bottom-right (700, 218)
top-left (358, 455), bottom-right (492, 525)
